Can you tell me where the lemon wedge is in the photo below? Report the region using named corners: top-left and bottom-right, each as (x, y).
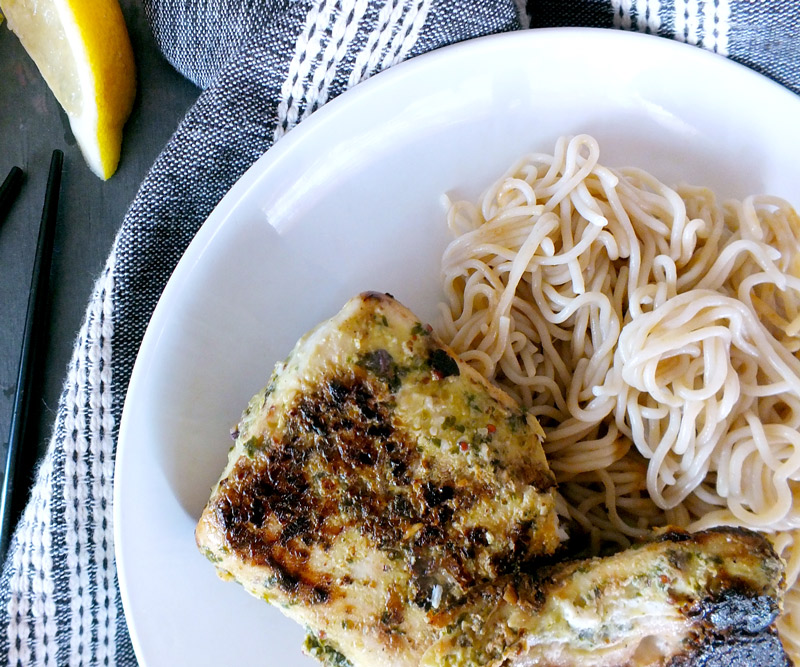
top-left (1, 0), bottom-right (136, 179)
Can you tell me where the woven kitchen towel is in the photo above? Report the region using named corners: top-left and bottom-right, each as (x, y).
top-left (0, 0), bottom-right (797, 665)
top-left (528, 0), bottom-right (800, 95)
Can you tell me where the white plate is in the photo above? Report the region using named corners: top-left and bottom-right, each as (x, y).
top-left (115, 28), bottom-right (800, 666)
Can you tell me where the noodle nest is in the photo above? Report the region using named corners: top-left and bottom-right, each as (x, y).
top-left (435, 134), bottom-right (800, 657)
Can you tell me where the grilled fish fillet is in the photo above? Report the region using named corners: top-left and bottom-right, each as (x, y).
top-left (196, 292), bottom-right (560, 666)
top-left (422, 527), bottom-right (789, 667)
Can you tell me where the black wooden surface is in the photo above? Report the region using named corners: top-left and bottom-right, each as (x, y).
top-left (0, 2), bottom-right (200, 516)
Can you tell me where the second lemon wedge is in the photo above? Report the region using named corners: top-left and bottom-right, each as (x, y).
top-left (1, 0), bottom-right (136, 180)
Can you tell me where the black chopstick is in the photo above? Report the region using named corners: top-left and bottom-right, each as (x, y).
top-left (0, 151), bottom-right (63, 564)
top-left (0, 166), bottom-right (24, 228)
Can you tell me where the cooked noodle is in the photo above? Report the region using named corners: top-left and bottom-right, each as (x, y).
top-left (435, 134), bottom-right (800, 656)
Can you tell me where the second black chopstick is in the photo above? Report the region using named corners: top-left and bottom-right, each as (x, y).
top-left (0, 166), bottom-right (24, 228)
top-left (0, 151), bottom-right (63, 564)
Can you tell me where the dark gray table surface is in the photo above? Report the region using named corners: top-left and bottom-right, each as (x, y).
top-left (0, 2), bottom-right (199, 521)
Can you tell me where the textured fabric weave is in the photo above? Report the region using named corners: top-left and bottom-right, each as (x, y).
top-left (0, 0), bottom-right (797, 665)
top-left (529, 0), bottom-right (800, 95)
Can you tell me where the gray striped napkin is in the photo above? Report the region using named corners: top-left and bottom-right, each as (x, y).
top-left (0, 0), bottom-right (796, 665)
